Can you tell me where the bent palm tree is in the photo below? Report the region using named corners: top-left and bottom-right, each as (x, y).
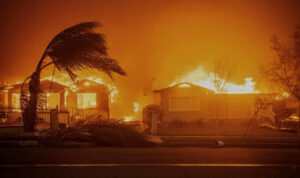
top-left (21, 22), bottom-right (126, 132)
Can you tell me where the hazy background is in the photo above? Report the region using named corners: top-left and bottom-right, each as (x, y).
top-left (0, 0), bottom-right (299, 117)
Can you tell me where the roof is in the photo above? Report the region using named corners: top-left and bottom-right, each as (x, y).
top-left (0, 78), bottom-right (109, 93)
top-left (0, 79), bottom-right (69, 92)
top-left (76, 79), bottom-right (108, 92)
top-left (153, 82), bottom-right (214, 93)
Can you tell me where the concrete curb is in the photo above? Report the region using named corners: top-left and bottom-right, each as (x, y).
top-left (0, 140), bottom-right (300, 148)
top-left (0, 140), bottom-right (39, 147)
top-left (0, 140), bottom-right (98, 148)
top-left (161, 141), bottom-right (300, 148)
top-left (160, 136), bottom-right (300, 148)
top-left (1, 136), bottom-right (300, 148)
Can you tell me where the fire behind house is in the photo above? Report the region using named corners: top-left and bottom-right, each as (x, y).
top-left (151, 82), bottom-right (277, 123)
top-left (0, 79), bottom-right (109, 124)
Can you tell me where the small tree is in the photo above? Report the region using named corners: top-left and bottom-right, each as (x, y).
top-left (261, 27), bottom-right (300, 134)
top-left (21, 22), bottom-right (126, 132)
top-left (213, 58), bottom-right (236, 119)
top-left (213, 58), bottom-right (237, 94)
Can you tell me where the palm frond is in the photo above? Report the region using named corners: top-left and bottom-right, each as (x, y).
top-left (44, 21), bottom-right (126, 80)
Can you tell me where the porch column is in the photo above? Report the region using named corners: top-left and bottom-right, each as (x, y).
top-left (60, 91), bottom-right (65, 110)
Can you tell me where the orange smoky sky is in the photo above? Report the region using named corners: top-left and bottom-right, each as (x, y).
top-left (0, 0), bottom-right (299, 110)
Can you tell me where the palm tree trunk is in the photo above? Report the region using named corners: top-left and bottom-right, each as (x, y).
top-left (23, 71), bottom-right (41, 132)
top-left (22, 52), bottom-right (47, 132)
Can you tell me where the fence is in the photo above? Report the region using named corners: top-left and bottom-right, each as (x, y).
top-left (0, 107), bottom-right (69, 126)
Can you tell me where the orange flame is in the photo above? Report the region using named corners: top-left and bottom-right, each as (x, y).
top-left (133, 102), bottom-right (140, 113)
top-left (123, 102), bottom-right (140, 122)
top-left (41, 74), bottom-right (119, 103)
top-left (171, 66), bottom-right (260, 94)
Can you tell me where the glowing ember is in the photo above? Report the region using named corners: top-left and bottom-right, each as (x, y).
top-left (64, 90), bottom-right (69, 107)
top-left (123, 116), bottom-right (133, 122)
top-left (275, 92), bottom-right (290, 100)
top-left (84, 81), bottom-right (90, 86)
top-left (133, 102), bottom-right (140, 113)
top-left (171, 66), bottom-right (260, 94)
top-left (70, 85), bottom-right (78, 92)
top-left (282, 92), bottom-right (290, 97)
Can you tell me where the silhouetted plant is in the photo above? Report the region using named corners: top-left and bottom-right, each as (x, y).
top-left (21, 22), bottom-right (126, 132)
top-left (261, 26), bottom-right (300, 135)
top-left (40, 119), bottom-right (154, 147)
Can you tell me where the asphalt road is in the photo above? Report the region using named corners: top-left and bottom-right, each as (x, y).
top-left (1, 147), bottom-right (300, 178)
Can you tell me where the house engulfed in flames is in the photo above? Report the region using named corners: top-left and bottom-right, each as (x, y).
top-left (152, 82), bottom-right (276, 122)
top-left (0, 79), bottom-right (110, 123)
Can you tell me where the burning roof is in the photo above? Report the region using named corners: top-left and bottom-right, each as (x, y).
top-left (154, 82), bottom-right (214, 93)
top-left (1, 78), bottom-right (109, 94)
top-left (168, 66), bottom-right (260, 94)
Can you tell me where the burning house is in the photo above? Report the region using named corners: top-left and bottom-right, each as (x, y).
top-left (72, 80), bottom-right (110, 119)
top-left (152, 82), bottom-right (273, 123)
top-left (0, 79), bottom-right (110, 124)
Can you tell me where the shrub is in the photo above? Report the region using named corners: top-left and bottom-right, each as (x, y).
top-left (39, 119), bottom-right (156, 147)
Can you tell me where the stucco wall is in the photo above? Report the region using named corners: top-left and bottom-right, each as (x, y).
top-left (157, 85), bottom-right (257, 122)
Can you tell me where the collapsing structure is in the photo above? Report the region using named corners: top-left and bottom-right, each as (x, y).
top-left (0, 79), bottom-right (110, 124)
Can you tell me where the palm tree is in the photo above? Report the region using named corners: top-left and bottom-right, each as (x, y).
top-left (21, 22), bottom-right (126, 132)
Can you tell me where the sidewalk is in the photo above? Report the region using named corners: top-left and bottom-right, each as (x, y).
top-left (160, 136), bottom-right (300, 148)
top-left (1, 125), bottom-right (300, 148)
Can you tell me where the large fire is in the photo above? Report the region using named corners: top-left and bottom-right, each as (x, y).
top-left (42, 74), bottom-right (118, 103)
top-left (170, 66), bottom-right (260, 94)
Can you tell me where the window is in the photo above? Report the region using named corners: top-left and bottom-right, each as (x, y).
top-left (46, 93), bottom-right (60, 109)
top-left (12, 93), bottom-right (20, 109)
top-left (169, 96), bottom-right (200, 111)
top-left (77, 93), bottom-right (97, 109)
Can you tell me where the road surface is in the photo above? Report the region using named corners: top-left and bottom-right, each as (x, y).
top-left (0, 147), bottom-right (300, 177)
